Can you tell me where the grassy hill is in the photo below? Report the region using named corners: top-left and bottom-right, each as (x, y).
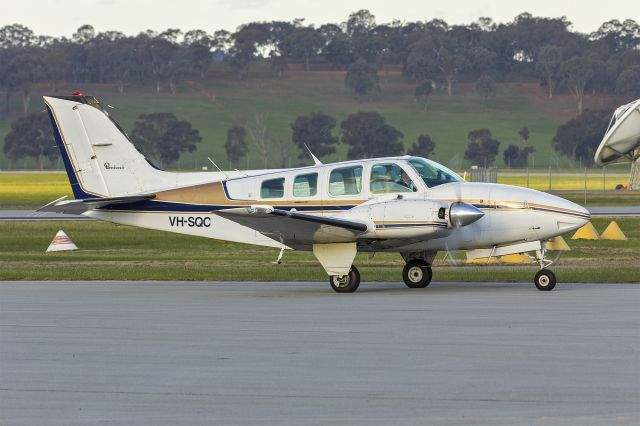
top-left (0, 64), bottom-right (618, 170)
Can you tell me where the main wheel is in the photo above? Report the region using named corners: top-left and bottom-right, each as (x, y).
top-left (329, 265), bottom-right (360, 293)
top-left (402, 260), bottom-right (432, 288)
top-left (534, 269), bottom-right (556, 291)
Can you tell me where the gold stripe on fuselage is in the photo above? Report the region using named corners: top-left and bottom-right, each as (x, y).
top-left (153, 182), bottom-right (363, 207)
top-left (153, 185), bottom-right (586, 219)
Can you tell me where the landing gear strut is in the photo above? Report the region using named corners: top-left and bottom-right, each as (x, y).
top-left (329, 265), bottom-right (360, 293)
top-left (534, 244), bottom-right (556, 291)
top-left (402, 260), bottom-right (432, 288)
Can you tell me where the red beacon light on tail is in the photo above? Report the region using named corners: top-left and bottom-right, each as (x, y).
top-left (70, 91), bottom-right (84, 96)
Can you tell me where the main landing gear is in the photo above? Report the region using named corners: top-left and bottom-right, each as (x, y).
top-left (328, 262), bottom-right (434, 293)
top-left (400, 251), bottom-right (436, 289)
top-left (402, 260), bottom-right (433, 288)
top-left (329, 265), bottom-right (360, 293)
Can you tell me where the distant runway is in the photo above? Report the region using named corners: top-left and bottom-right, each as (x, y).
top-left (1, 281), bottom-right (638, 425)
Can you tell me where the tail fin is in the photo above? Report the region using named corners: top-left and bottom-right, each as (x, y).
top-left (44, 94), bottom-right (173, 198)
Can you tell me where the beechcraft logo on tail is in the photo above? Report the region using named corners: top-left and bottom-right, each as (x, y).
top-left (104, 162), bottom-right (125, 170)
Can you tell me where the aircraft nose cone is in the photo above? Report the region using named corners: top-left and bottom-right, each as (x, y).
top-left (538, 192), bottom-right (591, 234)
top-left (568, 201), bottom-right (591, 228)
top-left (449, 202), bottom-right (484, 227)
top-left (575, 203), bottom-right (591, 222)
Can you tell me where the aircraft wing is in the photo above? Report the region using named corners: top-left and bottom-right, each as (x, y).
top-left (217, 206), bottom-right (371, 245)
top-left (38, 194), bottom-right (156, 214)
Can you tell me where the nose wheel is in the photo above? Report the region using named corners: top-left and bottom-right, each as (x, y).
top-left (329, 265), bottom-right (360, 293)
top-left (534, 269), bottom-right (556, 291)
top-left (534, 244), bottom-right (556, 291)
top-left (402, 260), bottom-right (432, 288)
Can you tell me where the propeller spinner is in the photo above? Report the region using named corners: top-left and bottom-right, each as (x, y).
top-left (449, 202), bottom-right (484, 227)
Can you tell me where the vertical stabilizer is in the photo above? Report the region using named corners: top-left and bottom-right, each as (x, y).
top-left (44, 94), bottom-right (177, 198)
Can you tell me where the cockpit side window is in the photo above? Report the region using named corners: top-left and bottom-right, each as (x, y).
top-left (329, 166), bottom-right (363, 196)
top-left (370, 163), bottom-right (417, 193)
top-left (261, 177), bottom-right (285, 198)
top-left (293, 173), bottom-right (318, 197)
top-left (408, 157), bottom-right (463, 188)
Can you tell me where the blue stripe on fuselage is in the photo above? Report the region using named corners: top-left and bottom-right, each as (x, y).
top-left (375, 223), bottom-right (448, 229)
top-left (102, 200), bottom-right (358, 212)
top-left (472, 203), bottom-right (590, 220)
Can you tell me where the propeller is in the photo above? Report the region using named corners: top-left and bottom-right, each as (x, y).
top-left (440, 180), bottom-right (484, 265)
top-left (449, 202), bottom-right (484, 227)
top-left (448, 179), bottom-right (484, 227)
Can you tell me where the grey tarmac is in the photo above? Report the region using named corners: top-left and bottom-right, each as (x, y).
top-left (0, 281), bottom-right (638, 425)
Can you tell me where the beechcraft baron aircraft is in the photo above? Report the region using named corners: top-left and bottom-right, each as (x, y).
top-left (40, 93), bottom-right (591, 292)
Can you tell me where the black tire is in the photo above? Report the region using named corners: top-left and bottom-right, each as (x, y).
top-left (402, 260), bottom-right (432, 288)
top-left (329, 265), bottom-right (360, 293)
top-left (534, 269), bottom-right (556, 291)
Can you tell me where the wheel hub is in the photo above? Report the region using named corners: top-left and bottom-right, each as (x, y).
top-left (333, 275), bottom-right (349, 288)
top-left (408, 266), bottom-right (423, 282)
top-left (538, 275), bottom-right (550, 286)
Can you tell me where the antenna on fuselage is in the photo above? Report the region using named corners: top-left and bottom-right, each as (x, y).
top-left (233, 168), bottom-right (250, 177)
top-left (207, 157), bottom-right (230, 180)
top-left (304, 143), bottom-right (323, 166)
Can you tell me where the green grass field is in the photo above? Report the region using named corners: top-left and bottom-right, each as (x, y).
top-left (0, 173), bottom-right (72, 206)
top-left (0, 218), bottom-right (637, 282)
top-left (0, 65), bottom-right (620, 170)
top-left (497, 173), bottom-right (630, 191)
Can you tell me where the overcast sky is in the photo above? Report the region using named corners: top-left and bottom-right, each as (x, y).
top-left (4, 0), bottom-right (639, 37)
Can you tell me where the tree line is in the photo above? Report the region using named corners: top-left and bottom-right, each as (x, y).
top-left (1, 11), bottom-right (639, 114)
top-left (3, 105), bottom-right (609, 170)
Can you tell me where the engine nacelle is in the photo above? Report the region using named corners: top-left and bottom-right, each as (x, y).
top-left (341, 197), bottom-right (452, 239)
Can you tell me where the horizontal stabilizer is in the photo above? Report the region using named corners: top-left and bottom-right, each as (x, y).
top-left (38, 194), bottom-right (156, 214)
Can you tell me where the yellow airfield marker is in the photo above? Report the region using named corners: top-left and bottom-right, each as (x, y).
top-left (467, 256), bottom-right (499, 264)
top-left (547, 236), bottom-right (571, 251)
top-left (571, 222), bottom-right (599, 240)
top-left (600, 221), bottom-right (627, 240)
top-left (500, 253), bottom-right (531, 264)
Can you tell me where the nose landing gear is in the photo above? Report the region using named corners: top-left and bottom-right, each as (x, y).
top-left (534, 245), bottom-right (556, 291)
top-left (534, 269), bottom-right (556, 291)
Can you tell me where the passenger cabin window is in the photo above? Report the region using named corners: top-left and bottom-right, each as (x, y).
top-left (261, 177), bottom-right (285, 198)
top-left (293, 173), bottom-right (318, 197)
top-left (408, 157), bottom-right (463, 188)
top-left (329, 166), bottom-right (363, 196)
top-left (370, 163), bottom-right (417, 193)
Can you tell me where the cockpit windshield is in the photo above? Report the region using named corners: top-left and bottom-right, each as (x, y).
top-left (407, 157), bottom-right (463, 188)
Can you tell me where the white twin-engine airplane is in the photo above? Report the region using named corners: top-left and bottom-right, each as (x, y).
top-left (40, 93), bottom-right (591, 292)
